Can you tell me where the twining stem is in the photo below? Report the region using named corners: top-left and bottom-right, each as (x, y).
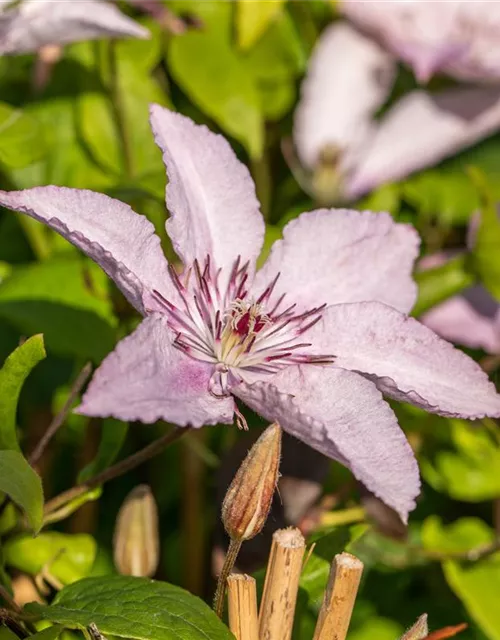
top-left (213, 538), bottom-right (243, 619)
top-left (107, 40), bottom-right (133, 179)
top-left (43, 426), bottom-right (190, 519)
top-left (29, 362), bottom-right (92, 466)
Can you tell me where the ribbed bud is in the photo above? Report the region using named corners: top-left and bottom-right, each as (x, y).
top-left (222, 422), bottom-right (282, 541)
top-left (401, 614), bottom-right (428, 640)
top-left (113, 484), bottom-right (159, 577)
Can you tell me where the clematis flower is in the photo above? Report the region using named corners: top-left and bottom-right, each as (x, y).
top-left (0, 0), bottom-right (148, 55)
top-left (293, 23), bottom-right (500, 204)
top-left (340, 0), bottom-right (500, 84)
top-left (1, 106), bottom-right (500, 522)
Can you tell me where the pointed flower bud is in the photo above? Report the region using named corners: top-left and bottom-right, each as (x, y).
top-left (113, 484), bottom-right (159, 577)
top-left (222, 422), bottom-right (282, 542)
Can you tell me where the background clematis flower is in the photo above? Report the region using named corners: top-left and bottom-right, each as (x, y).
top-left (340, 0), bottom-right (500, 84)
top-left (0, 0), bottom-right (149, 55)
top-left (293, 22), bottom-right (500, 204)
top-left (1, 106), bottom-right (500, 523)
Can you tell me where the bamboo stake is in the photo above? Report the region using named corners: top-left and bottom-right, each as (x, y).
top-left (227, 574), bottom-right (259, 640)
top-left (259, 527), bottom-right (305, 640)
top-left (313, 552), bottom-right (364, 640)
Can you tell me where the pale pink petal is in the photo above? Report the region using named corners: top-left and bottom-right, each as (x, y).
top-left (149, 105), bottom-right (265, 285)
top-left (252, 209), bottom-right (419, 314)
top-left (421, 288), bottom-right (500, 355)
top-left (0, 0), bottom-right (149, 54)
top-left (0, 186), bottom-right (173, 314)
top-left (340, 0), bottom-right (464, 82)
top-left (347, 86), bottom-right (500, 198)
top-left (79, 314), bottom-right (234, 426)
top-left (233, 366), bottom-right (419, 522)
top-left (293, 22), bottom-right (395, 171)
top-left (309, 301), bottom-right (500, 418)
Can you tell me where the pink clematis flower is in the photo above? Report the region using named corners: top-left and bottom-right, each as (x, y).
top-left (1, 106), bottom-right (500, 522)
top-left (294, 23), bottom-right (500, 203)
top-left (0, 0), bottom-right (148, 55)
top-left (340, 0), bottom-right (500, 84)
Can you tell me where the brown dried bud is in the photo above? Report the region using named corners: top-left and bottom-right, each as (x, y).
top-left (113, 484), bottom-right (159, 577)
top-left (222, 422), bottom-right (282, 541)
top-left (401, 614), bottom-right (429, 640)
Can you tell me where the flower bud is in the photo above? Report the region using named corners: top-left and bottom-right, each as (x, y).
top-left (222, 422), bottom-right (282, 541)
top-left (113, 484), bottom-right (159, 577)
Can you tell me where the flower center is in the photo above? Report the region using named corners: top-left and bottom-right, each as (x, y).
top-left (150, 255), bottom-right (333, 394)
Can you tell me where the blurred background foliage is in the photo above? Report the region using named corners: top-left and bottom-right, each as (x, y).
top-left (0, 1), bottom-right (500, 639)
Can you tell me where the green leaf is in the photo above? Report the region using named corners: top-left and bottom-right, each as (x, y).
top-left (421, 516), bottom-right (494, 556)
top-left (0, 102), bottom-right (46, 169)
top-left (26, 575), bottom-right (234, 640)
top-left (444, 555), bottom-right (500, 640)
top-left (78, 419), bottom-right (128, 483)
top-left (30, 625), bottom-right (64, 640)
top-left (0, 450), bottom-right (43, 533)
top-left (236, 0), bottom-right (286, 50)
top-left (168, 30), bottom-right (264, 159)
top-left (0, 628), bottom-right (20, 640)
top-left (0, 335), bottom-right (46, 451)
top-left (469, 168), bottom-right (500, 300)
top-left (4, 533), bottom-right (97, 585)
top-left (413, 254), bottom-right (475, 316)
top-left (0, 257), bottom-right (117, 362)
top-left (421, 419), bottom-right (500, 501)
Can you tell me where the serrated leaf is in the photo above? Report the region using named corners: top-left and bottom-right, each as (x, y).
top-left (444, 556), bottom-right (500, 640)
top-left (0, 335), bottom-right (45, 451)
top-left (0, 102), bottom-right (46, 169)
top-left (236, 0), bottom-right (286, 50)
top-left (413, 255), bottom-right (475, 317)
top-left (0, 450), bottom-right (43, 533)
top-left (26, 575), bottom-right (233, 640)
top-left (4, 533), bottom-right (97, 585)
top-left (168, 29), bottom-right (263, 159)
top-left (0, 257), bottom-right (117, 362)
top-left (78, 419), bottom-right (128, 483)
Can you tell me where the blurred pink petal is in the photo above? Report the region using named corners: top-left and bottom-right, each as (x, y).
top-left (293, 22), bottom-right (395, 171)
top-left (233, 365), bottom-right (419, 522)
top-left (149, 105), bottom-right (265, 290)
top-left (309, 301), bottom-right (500, 418)
top-left (79, 314), bottom-right (234, 426)
top-left (347, 86), bottom-right (500, 198)
top-left (421, 289), bottom-right (500, 354)
top-left (0, 0), bottom-right (149, 55)
top-left (252, 208), bottom-right (419, 314)
top-left (0, 186), bottom-right (172, 314)
top-left (340, 0), bottom-right (500, 83)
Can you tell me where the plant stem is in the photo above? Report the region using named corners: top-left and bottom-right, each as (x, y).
top-left (44, 426), bottom-right (190, 518)
top-left (29, 362), bottom-right (92, 467)
top-left (213, 538), bottom-right (243, 619)
top-left (107, 40), bottom-right (133, 179)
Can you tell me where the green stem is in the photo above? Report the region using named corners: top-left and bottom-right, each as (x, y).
top-left (43, 427), bottom-right (190, 520)
top-left (107, 40), bottom-right (133, 179)
top-left (213, 538), bottom-right (243, 619)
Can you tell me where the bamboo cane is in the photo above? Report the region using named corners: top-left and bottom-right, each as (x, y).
top-left (258, 527), bottom-right (305, 640)
top-left (227, 574), bottom-right (259, 640)
top-left (313, 552), bottom-right (364, 640)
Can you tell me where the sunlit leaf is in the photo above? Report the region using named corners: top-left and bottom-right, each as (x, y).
top-left (0, 450), bottom-right (43, 533)
top-left (168, 28), bottom-right (264, 159)
top-left (27, 575), bottom-right (233, 640)
top-left (0, 334), bottom-right (45, 451)
top-left (236, 0), bottom-right (286, 50)
top-left (4, 533), bottom-right (97, 585)
top-left (421, 516), bottom-right (494, 556)
top-left (0, 102), bottom-right (46, 169)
